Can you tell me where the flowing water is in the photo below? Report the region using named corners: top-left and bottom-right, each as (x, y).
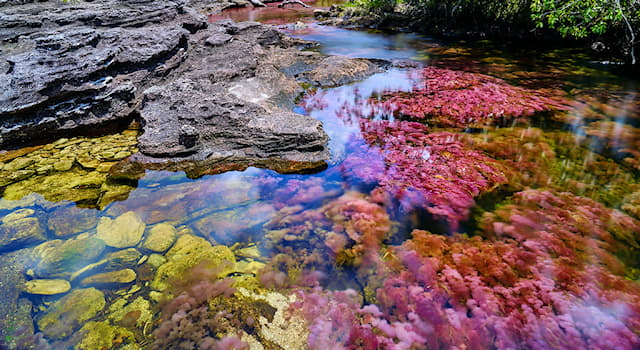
top-left (1, 7), bottom-right (640, 350)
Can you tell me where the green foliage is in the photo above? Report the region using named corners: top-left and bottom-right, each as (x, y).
top-left (530, 0), bottom-right (639, 38)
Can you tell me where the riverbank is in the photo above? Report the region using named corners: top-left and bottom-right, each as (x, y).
top-left (315, 3), bottom-right (638, 66)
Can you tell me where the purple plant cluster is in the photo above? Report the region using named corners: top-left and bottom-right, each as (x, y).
top-left (341, 120), bottom-right (509, 232)
top-left (288, 190), bottom-right (640, 349)
top-left (375, 67), bottom-right (568, 128)
top-left (150, 263), bottom-right (248, 350)
top-left (280, 67), bottom-right (640, 349)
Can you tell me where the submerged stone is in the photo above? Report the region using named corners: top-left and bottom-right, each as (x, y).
top-left (69, 248), bottom-right (142, 281)
top-left (97, 211), bottom-right (146, 248)
top-left (75, 321), bottom-right (135, 350)
top-left (141, 222), bottom-right (177, 252)
top-left (80, 268), bottom-right (137, 286)
top-left (107, 296), bottom-right (153, 328)
top-left (36, 288), bottom-right (106, 339)
top-left (0, 208), bottom-right (46, 252)
top-left (22, 278), bottom-right (71, 295)
top-left (151, 234), bottom-right (236, 291)
top-left (32, 236), bottom-right (106, 278)
top-left (47, 205), bottom-right (99, 237)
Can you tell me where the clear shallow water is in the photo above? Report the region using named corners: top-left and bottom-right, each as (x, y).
top-left (1, 15), bottom-right (640, 350)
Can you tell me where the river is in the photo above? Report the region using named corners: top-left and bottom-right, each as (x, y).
top-left (1, 3), bottom-right (639, 349)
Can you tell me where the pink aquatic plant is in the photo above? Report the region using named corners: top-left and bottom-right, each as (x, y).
top-left (288, 190), bottom-right (640, 349)
top-left (375, 67), bottom-right (568, 128)
top-left (341, 120), bottom-right (509, 232)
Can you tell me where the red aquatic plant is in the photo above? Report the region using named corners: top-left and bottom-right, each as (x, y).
top-left (341, 120), bottom-right (509, 232)
top-left (289, 190), bottom-right (640, 349)
top-left (375, 67), bottom-right (568, 128)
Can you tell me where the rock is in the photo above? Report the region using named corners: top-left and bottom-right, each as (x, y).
top-left (96, 211), bottom-right (146, 248)
top-left (0, 208), bottom-right (46, 252)
top-left (0, 250), bottom-right (34, 348)
top-left (32, 236), bottom-right (106, 278)
top-left (141, 223), bottom-right (177, 252)
top-left (205, 32), bottom-right (233, 46)
top-left (4, 157), bottom-right (35, 171)
top-left (75, 321), bottom-right (135, 350)
top-left (137, 77), bottom-right (329, 162)
top-left (0, 169), bottom-right (35, 188)
top-left (151, 234), bottom-right (236, 291)
top-left (108, 161), bottom-right (146, 182)
top-left (47, 205), bottom-right (99, 237)
top-left (192, 202), bottom-right (276, 244)
top-left (302, 56), bottom-right (380, 87)
top-left (80, 268), bottom-right (137, 286)
top-left (0, 0), bottom-right (195, 149)
top-left (69, 248), bottom-right (142, 281)
top-left (108, 296), bottom-right (153, 328)
top-left (147, 253), bottom-right (168, 269)
top-left (313, 9), bottom-right (331, 18)
top-left (22, 279), bottom-right (71, 295)
top-left (53, 158), bottom-right (75, 172)
top-left (36, 288), bottom-right (105, 339)
top-left (2, 168), bottom-right (107, 205)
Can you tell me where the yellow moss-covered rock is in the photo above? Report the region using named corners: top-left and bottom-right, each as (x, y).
top-left (141, 223), bottom-right (177, 253)
top-left (97, 211), bottom-right (146, 248)
top-left (75, 321), bottom-right (136, 350)
top-left (22, 279), bottom-right (70, 295)
top-left (151, 234), bottom-right (235, 291)
top-left (37, 288), bottom-right (105, 339)
top-left (108, 296), bottom-right (153, 328)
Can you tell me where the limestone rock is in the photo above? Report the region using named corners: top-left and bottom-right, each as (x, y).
top-left (80, 268), bottom-right (137, 286)
top-left (205, 32), bottom-right (233, 46)
top-left (302, 56), bottom-right (380, 87)
top-left (151, 234), bottom-right (236, 291)
top-left (0, 208), bottom-right (46, 252)
top-left (2, 169), bottom-right (107, 204)
top-left (0, 0), bottom-right (193, 149)
top-left (23, 279), bottom-right (71, 295)
top-left (96, 211), bottom-right (146, 248)
top-left (0, 169), bottom-right (35, 187)
top-left (137, 77), bottom-right (329, 162)
top-left (36, 288), bottom-right (106, 339)
top-left (32, 236), bottom-right (106, 278)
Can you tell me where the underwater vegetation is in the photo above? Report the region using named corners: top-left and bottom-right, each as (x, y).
top-left (372, 67), bottom-right (569, 128)
top-left (288, 189), bottom-right (640, 349)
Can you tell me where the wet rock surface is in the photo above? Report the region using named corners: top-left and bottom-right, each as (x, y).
top-left (0, 0), bottom-right (383, 176)
top-left (0, 208), bottom-right (46, 252)
top-left (36, 287), bottom-right (106, 339)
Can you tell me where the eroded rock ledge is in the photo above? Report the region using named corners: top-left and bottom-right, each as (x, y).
top-left (0, 0), bottom-right (380, 174)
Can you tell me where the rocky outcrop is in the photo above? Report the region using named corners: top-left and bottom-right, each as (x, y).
top-left (0, 0), bottom-right (193, 147)
top-left (0, 0), bottom-right (385, 178)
